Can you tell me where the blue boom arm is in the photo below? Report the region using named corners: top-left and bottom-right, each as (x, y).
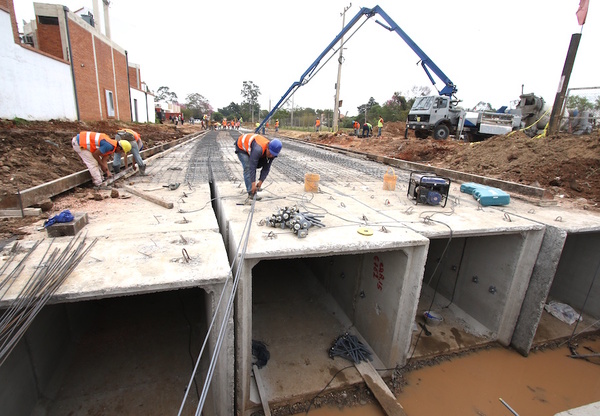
top-left (256, 5), bottom-right (456, 133)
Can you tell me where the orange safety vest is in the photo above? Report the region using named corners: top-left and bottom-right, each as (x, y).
top-left (316, 119), bottom-right (321, 127)
top-left (78, 131), bottom-right (117, 156)
top-left (237, 133), bottom-right (269, 155)
top-left (117, 129), bottom-right (141, 146)
top-left (275, 121), bottom-right (279, 127)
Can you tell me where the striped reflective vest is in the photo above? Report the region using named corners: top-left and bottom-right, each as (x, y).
top-left (78, 131), bottom-right (117, 156)
top-left (237, 133), bottom-right (269, 155)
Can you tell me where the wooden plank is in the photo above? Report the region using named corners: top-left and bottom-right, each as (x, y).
top-left (121, 185), bottom-right (173, 209)
top-left (252, 364), bottom-right (272, 416)
top-left (354, 361), bottom-right (406, 416)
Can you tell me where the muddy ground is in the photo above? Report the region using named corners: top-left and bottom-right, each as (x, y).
top-left (0, 119), bottom-right (598, 240)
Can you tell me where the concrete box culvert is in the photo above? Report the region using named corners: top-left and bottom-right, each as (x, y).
top-left (0, 289), bottom-right (220, 416)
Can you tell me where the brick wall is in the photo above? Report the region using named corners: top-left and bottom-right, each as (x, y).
top-left (69, 21), bottom-right (101, 121)
top-left (113, 49), bottom-right (130, 121)
top-left (66, 15), bottom-right (131, 122)
top-left (36, 16), bottom-right (63, 60)
top-left (128, 66), bottom-right (140, 89)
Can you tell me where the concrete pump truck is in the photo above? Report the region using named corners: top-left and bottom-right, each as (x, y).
top-left (256, 5), bottom-right (518, 142)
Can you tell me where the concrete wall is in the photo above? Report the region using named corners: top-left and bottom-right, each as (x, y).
top-left (424, 230), bottom-right (544, 345)
top-left (0, 304), bottom-right (72, 416)
top-left (300, 247), bottom-right (427, 367)
top-left (550, 231), bottom-right (600, 318)
top-left (0, 8), bottom-right (77, 121)
top-left (130, 87), bottom-right (155, 123)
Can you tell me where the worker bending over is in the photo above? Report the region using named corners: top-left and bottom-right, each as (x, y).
top-left (113, 129), bottom-right (146, 175)
top-left (235, 133), bottom-right (282, 204)
top-left (72, 131), bottom-right (131, 188)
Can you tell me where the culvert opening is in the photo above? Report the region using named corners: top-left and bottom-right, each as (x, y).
top-left (0, 289), bottom-right (209, 416)
top-left (413, 233), bottom-right (528, 357)
top-left (540, 230), bottom-right (600, 341)
top-left (249, 250), bottom-right (413, 406)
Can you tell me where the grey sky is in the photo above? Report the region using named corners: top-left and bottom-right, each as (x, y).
top-left (13, 0), bottom-right (597, 117)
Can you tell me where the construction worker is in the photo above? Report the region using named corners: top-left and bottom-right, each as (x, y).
top-left (113, 129), bottom-right (146, 175)
top-left (362, 122), bottom-right (370, 138)
top-left (235, 133), bottom-right (282, 204)
top-left (72, 131), bottom-right (131, 188)
top-left (378, 116), bottom-right (384, 137)
top-left (315, 118), bottom-right (321, 132)
top-left (275, 119), bottom-right (279, 132)
top-left (353, 120), bottom-right (360, 136)
top-left (367, 121), bottom-right (373, 137)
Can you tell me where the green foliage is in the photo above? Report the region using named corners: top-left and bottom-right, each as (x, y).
top-left (212, 112), bottom-right (224, 122)
top-left (12, 117), bottom-right (29, 126)
top-left (567, 95), bottom-right (594, 112)
top-left (241, 81), bottom-right (261, 122)
top-left (155, 86), bottom-right (178, 104)
top-left (219, 102), bottom-right (242, 119)
top-left (185, 93), bottom-right (212, 118)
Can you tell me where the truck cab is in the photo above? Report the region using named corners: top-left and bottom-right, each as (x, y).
top-left (406, 95), bottom-right (461, 139)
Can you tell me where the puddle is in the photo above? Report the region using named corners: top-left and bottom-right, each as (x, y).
top-left (292, 336), bottom-right (600, 415)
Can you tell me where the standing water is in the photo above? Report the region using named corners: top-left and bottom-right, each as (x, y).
top-left (294, 335), bottom-right (600, 415)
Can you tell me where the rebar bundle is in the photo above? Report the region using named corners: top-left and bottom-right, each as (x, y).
top-left (0, 234), bottom-right (97, 367)
top-left (329, 333), bottom-right (372, 363)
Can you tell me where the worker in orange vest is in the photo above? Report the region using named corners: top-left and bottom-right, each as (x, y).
top-left (113, 129), bottom-right (146, 175)
top-left (275, 119), bottom-right (279, 132)
top-left (235, 133), bottom-right (282, 204)
top-left (72, 131), bottom-right (131, 188)
top-left (315, 118), bottom-right (321, 132)
top-left (353, 120), bottom-right (360, 136)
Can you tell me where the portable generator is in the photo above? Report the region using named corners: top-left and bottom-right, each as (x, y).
top-left (407, 172), bottom-right (451, 207)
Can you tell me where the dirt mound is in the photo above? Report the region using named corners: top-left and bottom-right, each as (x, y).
top-left (294, 122), bottom-right (600, 206)
top-left (0, 119), bottom-right (197, 195)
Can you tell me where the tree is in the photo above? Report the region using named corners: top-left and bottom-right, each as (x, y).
top-left (241, 81), bottom-right (261, 123)
top-left (185, 93), bottom-right (212, 119)
top-left (219, 102), bottom-right (242, 119)
top-left (357, 97), bottom-right (379, 123)
top-left (566, 95), bottom-right (594, 113)
top-left (155, 86), bottom-right (178, 104)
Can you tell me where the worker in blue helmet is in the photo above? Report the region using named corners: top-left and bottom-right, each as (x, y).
top-left (235, 134), bottom-right (282, 204)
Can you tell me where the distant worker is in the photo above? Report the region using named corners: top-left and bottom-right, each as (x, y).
top-left (72, 131), bottom-right (131, 188)
top-left (113, 129), bottom-right (146, 175)
top-left (367, 121), bottom-right (373, 137)
top-left (275, 119), bottom-right (279, 132)
top-left (377, 116), bottom-right (384, 137)
top-left (315, 118), bottom-right (321, 132)
top-left (353, 120), bottom-right (360, 136)
top-left (362, 122), bottom-right (370, 138)
top-left (235, 133), bottom-right (282, 204)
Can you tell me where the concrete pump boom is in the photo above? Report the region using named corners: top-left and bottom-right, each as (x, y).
top-left (255, 5), bottom-right (456, 133)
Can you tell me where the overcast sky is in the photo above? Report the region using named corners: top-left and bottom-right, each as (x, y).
top-left (13, 0), bottom-right (597, 117)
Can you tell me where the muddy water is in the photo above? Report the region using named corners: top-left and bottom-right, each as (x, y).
top-left (298, 337), bottom-right (600, 416)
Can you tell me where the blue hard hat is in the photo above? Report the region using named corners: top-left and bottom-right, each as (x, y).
top-left (268, 139), bottom-right (282, 157)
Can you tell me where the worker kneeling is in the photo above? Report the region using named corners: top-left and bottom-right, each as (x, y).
top-left (235, 134), bottom-right (282, 205)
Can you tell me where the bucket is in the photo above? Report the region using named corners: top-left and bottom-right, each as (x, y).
top-left (423, 310), bottom-right (443, 326)
top-left (304, 173), bottom-right (320, 193)
top-left (383, 167), bottom-right (397, 191)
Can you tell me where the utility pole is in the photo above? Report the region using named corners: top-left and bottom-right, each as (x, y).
top-left (333, 3), bottom-right (351, 132)
top-left (548, 33), bottom-right (581, 135)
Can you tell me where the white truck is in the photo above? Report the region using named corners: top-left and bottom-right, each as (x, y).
top-left (406, 95), bottom-right (520, 141)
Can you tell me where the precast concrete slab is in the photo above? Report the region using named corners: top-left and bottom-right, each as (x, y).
top-left (211, 133), bottom-right (549, 413)
top-left (499, 198), bottom-right (600, 355)
top-left (0, 132), bottom-right (235, 416)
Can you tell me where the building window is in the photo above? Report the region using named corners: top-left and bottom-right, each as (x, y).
top-left (133, 99), bottom-right (139, 122)
top-left (105, 90), bottom-right (115, 117)
top-left (38, 16), bottom-right (59, 25)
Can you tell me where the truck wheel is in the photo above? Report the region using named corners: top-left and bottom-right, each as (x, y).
top-left (433, 125), bottom-right (450, 140)
top-left (415, 130), bottom-right (429, 139)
